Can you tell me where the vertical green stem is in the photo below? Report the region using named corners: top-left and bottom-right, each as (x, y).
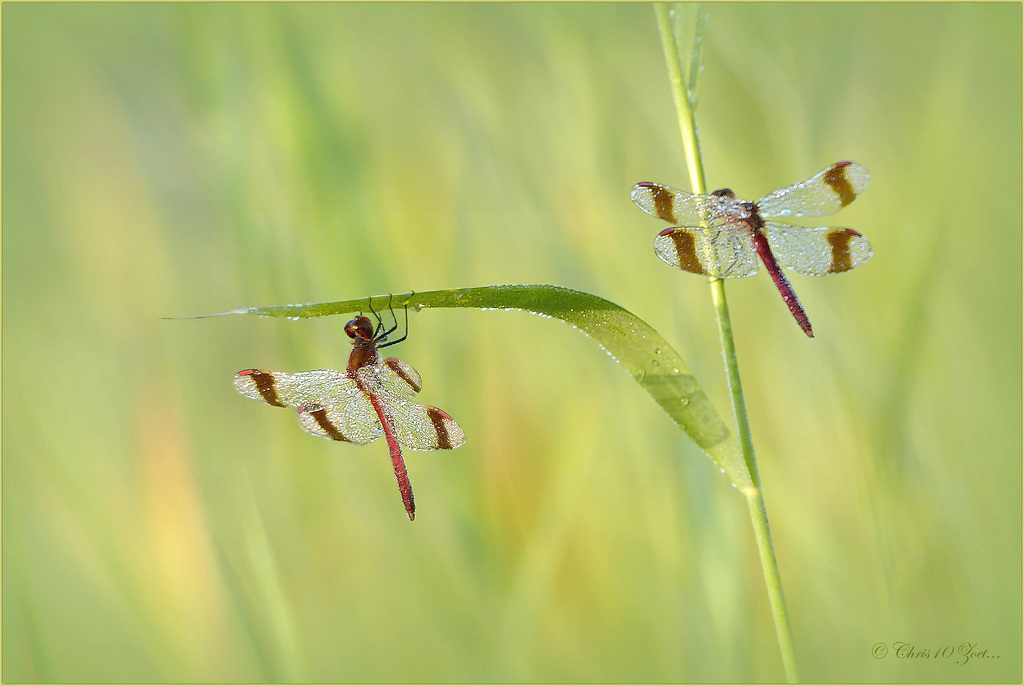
top-left (653, 4), bottom-right (799, 681)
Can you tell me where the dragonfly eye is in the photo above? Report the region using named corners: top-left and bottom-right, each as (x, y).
top-left (711, 188), bottom-right (735, 198)
top-left (345, 316), bottom-right (374, 340)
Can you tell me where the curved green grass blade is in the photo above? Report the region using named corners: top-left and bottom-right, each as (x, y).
top-left (212, 284), bottom-right (750, 489)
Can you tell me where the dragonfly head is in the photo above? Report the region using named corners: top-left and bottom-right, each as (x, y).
top-left (711, 188), bottom-right (735, 199)
top-left (345, 315), bottom-right (375, 341)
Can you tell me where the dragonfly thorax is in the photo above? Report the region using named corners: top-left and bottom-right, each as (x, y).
top-left (710, 188), bottom-right (759, 227)
top-left (745, 201), bottom-right (765, 231)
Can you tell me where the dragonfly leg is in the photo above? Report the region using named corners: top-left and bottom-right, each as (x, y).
top-left (377, 296), bottom-right (409, 349)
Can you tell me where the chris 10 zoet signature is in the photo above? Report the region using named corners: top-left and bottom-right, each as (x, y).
top-left (872, 642), bottom-right (1000, 664)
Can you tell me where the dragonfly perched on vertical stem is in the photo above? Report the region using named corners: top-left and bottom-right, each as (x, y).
top-left (234, 296), bottom-right (466, 520)
top-left (631, 161), bottom-right (872, 337)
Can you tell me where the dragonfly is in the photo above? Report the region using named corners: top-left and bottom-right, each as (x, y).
top-left (234, 298), bottom-right (465, 520)
top-left (631, 161), bottom-right (872, 337)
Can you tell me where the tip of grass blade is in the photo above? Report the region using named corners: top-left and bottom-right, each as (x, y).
top-left (162, 308), bottom-right (250, 320)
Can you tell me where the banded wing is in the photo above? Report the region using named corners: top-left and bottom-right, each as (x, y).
top-left (387, 400), bottom-right (466, 451)
top-left (234, 368), bottom-right (382, 444)
top-left (757, 161), bottom-right (869, 218)
top-left (356, 359), bottom-right (466, 451)
top-left (654, 224), bottom-right (761, 278)
top-left (631, 182), bottom-right (728, 225)
top-left (763, 222), bottom-right (873, 276)
top-left (377, 357), bottom-right (423, 399)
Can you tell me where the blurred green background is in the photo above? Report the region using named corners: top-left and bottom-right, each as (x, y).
top-left (3, 3), bottom-right (1020, 682)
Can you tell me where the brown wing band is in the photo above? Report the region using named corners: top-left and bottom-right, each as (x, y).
top-left (385, 358), bottom-right (422, 393)
top-left (309, 408), bottom-right (349, 442)
top-left (662, 229), bottom-right (708, 274)
top-left (824, 164), bottom-right (857, 207)
top-left (426, 407), bottom-right (454, 450)
top-left (252, 371), bottom-right (287, 407)
top-left (650, 184), bottom-right (675, 222)
top-left (827, 230), bottom-right (856, 273)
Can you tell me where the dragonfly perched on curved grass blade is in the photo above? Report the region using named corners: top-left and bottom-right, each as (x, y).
top-left (631, 161), bottom-right (872, 337)
top-left (235, 298), bottom-right (466, 520)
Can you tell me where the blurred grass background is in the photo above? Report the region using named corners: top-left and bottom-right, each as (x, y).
top-left (3, 3), bottom-right (1020, 682)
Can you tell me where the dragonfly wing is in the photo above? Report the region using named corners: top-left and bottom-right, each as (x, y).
top-left (235, 369), bottom-right (357, 408)
top-left (654, 223), bottom-right (760, 278)
top-left (384, 397), bottom-right (466, 451)
top-left (762, 221), bottom-right (873, 276)
top-left (379, 357), bottom-right (423, 399)
top-left (296, 394), bottom-right (383, 444)
top-left (353, 362), bottom-right (464, 450)
top-left (235, 368), bottom-right (383, 444)
top-left (757, 162), bottom-right (869, 218)
top-left (631, 182), bottom-right (721, 225)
